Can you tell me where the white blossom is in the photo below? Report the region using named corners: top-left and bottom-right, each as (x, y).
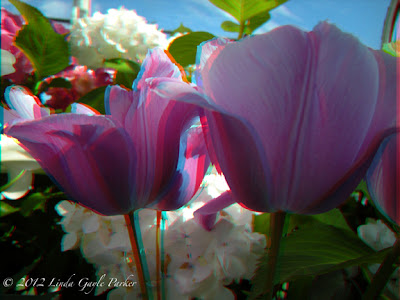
top-left (70, 7), bottom-right (168, 69)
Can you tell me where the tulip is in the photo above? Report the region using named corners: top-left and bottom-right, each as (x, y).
top-left (150, 22), bottom-right (399, 215)
top-left (366, 133), bottom-right (399, 225)
top-left (4, 48), bottom-right (209, 215)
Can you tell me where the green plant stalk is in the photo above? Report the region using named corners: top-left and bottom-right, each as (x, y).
top-left (362, 237), bottom-right (400, 300)
top-left (125, 212), bottom-right (150, 299)
top-left (238, 21), bottom-right (245, 39)
top-left (264, 211), bottom-right (286, 299)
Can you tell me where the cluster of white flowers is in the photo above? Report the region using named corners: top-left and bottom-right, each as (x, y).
top-left (55, 170), bottom-right (266, 299)
top-left (357, 219), bottom-right (399, 297)
top-left (69, 7), bottom-right (168, 69)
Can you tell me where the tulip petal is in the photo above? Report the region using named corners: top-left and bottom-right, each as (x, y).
top-left (198, 22), bottom-right (390, 213)
top-left (133, 48), bottom-right (182, 92)
top-left (107, 49), bottom-right (205, 207)
top-left (149, 126), bottom-right (210, 210)
top-left (71, 103), bottom-right (100, 115)
top-left (193, 38), bottom-right (230, 87)
top-left (4, 114), bottom-right (137, 215)
top-left (366, 133), bottom-right (400, 225)
top-left (5, 86), bottom-right (50, 120)
top-left (193, 191), bottom-right (236, 231)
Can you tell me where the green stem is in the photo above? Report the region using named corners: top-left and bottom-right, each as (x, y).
top-left (362, 237), bottom-right (400, 300)
top-left (265, 211), bottom-right (286, 299)
top-left (238, 22), bottom-right (245, 39)
top-left (125, 213), bottom-right (150, 299)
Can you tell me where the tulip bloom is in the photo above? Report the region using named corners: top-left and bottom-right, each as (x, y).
top-left (366, 133), bottom-right (400, 225)
top-left (151, 22), bottom-right (398, 215)
top-left (4, 49), bottom-right (209, 215)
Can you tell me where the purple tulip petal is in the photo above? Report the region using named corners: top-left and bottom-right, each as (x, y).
top-left (196, 22), bottom-right (395, 213)
top-left (193, 191), bottom-right (236, 231)
top-left (193, 37), bottom-right (230, 87)
top-left (4, 114), bottom-right (137, 215)
top-left (133, 48), bottom-right (183, 92)
top-left (149, 126), bottom-right (210, 210)
top-left (367, 133), bottom-right (400, 225)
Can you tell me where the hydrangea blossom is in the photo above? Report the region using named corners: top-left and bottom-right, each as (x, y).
top-left (70, 7), bottom-right (168, 69)
top-left (55, 173), bottom-right (265, 299)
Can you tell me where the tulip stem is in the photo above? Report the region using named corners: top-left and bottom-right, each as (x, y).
top-left (264, 211), bottom-right (286, 299)
top-left (125, 212), bottom-right (151, 300)
top-left (155, 211), bottom-right (166, 300)
top-left (362, 237), bottom-right (400, 300)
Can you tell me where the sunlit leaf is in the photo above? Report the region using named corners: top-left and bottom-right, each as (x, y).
top-left (168, 31), bottom-right (215, 67)
top-left (208, 0), bottom-right (277, 23)
top-left (76, 86), bottom-right (107, 114)
top-left (104, 58), bottom-right (141, 88)
top-left (9, 0), bottom-right (70, 79)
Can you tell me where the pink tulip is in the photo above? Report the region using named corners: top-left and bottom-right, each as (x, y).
top-left (150, 22), bottom-right (399, 221)
top-left (4, 49), bottom-right (210, 215)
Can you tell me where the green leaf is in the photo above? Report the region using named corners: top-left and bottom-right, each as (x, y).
top-left (171, 23), bottom-right (193, 35)
top-left (9, 0), bottom-right (70, 79)
top-left (19, 192), bottom-right (48, 217)
top-left (104, 58), bottom-right (141, 88)
top-left (168, 32), bottom-right (215, 67)
top-left (221, 20), bottom-right (251, 34)
top-left (246, 11), bottom-right (271, 32)
top-left (253, 209), bottom-right (352, 236)
top-left (76, 86), bottom-right (107, 114)
top-left (208, 0), bottom-right (277, 23)
top-left (221, 12), bottom-right (271, 34)
top-left (0, 202), bottom-right (20, 217)
top-left (250, 223), bottom-right (390, 298)
top-left (209, 0), bottom-right (274, 24)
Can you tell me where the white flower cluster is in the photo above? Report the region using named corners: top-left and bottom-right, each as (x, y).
top-left (357, 219), bottom-right (399, 297)
top-left (55, 170), bottom-right (266, 299)
top-left (70, 7), bottom-right (168, 69)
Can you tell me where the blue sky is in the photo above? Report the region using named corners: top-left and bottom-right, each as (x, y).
top-left (1, 0), bottom-right (391, 49)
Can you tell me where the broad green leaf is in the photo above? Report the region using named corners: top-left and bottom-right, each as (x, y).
top-left (9, 0), bottom-right (70, 79)
top-left (168, 32), bottom-right (215, 67)
top-left (250, 223), bottom-right (390, 299)
top-left (246, 11), bottom-right (271, 32)
top-left (209, 0), bottom-right (287, 24)
top-left (208, 0), bottom-right (276, 23)
top-left (221, 11), bottom-right (270, 34)
top-left (104, 58), bottom-right (141, 88)
top-left (76, 86), bottom-right (107, 114)
top-left (0, 202), bottom-right (20, 217)
top-left (253, 209), bottom-right (352, 236)
top-left (171, 23), bottom-right (193, 35)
